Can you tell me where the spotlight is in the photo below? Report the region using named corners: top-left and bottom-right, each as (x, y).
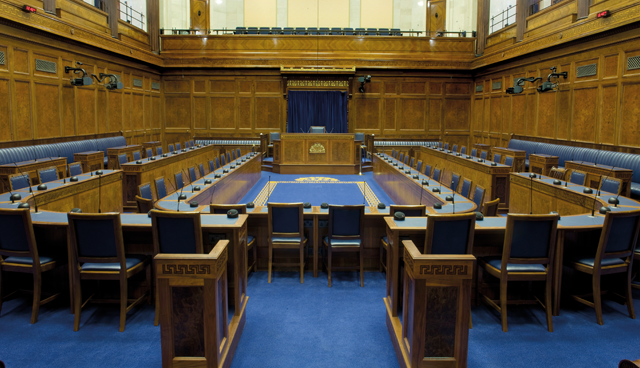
top-left (65, 62), bottom-right (93, 87)
top-left (98, 73), bottom-right (124, 90)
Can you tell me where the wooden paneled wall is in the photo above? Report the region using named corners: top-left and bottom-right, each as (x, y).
top-left (472, 29), bottom-right (640, 151)
top-left (0, 24), bottom-right (162, 146)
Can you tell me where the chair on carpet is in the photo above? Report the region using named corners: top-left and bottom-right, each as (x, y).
top-left (150, 210), bottom-right (203, 326)
top-left (424, 164), bottom-right (432, 177)
top-left (633, 246), bottom-right (640, 290)
top-left (68, 162), bottom-right (83, 177)
top-left (565, 210), bottom-right (640, 325)
top-left (215, 157), bottom-right (221, 169)
top-left (231, 150), bottom-right (236, 160)
top-left (379, 205), bottom-right (427, 273)
top-left (136, 182), bottom-right (154, 213)
top-left (483, 198), bottom-right (500, 217)
top-left (473, 184), bottom-right (486, 212)
top-left (549, 167), bottom-right (566, 180)
top-left (600, 177), bottom-right (622, 195)
top-left (451, 172), bottom-right (461, 192)
top-left (0, 208), bottom-right (61, 324)
top-left (236, 149), bottom-right (241, 158)
top-left (221, 154), bottom-right (226, 166)
top-left (391, 149), bottom-right (396, 158)
top-left (569, 170), bottom-right (587, 186)
top-left (67, 212), bottom-right (151, 332)
top-left (460, 178), bottom-right (473, 198)
top-left (132, 151), bottom-right (141, 161)
top-left (404, 156), bottom-right (409, 166)
top-left (409, 157), bottom-right (414, 168)
top-left (156, 146), bottom-right (163, 155)
top-left (154, 176), bottom-right (168, 199)
top-left (117, 154), bottom-right (128, 167)
top-left (268, 132), bottom-right (280, 157)
top-left (208, 160), bottom-right (215, 173)
top-left (477, 213), bottom-right (559, 332)
top-left (210, 204), bottom-right (257, 276)
top-left (323, 205), bottom-right (365, 287)
top-left (37, 166), bottom-right (58, 183)
top-left (145, 148), bottom-right (153, 158)
top-left (226, 152), bottom-right (231, 164)
top-left (268, 203), bottom-right (307, 283)
top-left (174, 172), bottom-right (185, 190)
top-left (444, 143), bottom-right (449, 150)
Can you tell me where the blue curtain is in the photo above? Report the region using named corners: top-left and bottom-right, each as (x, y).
top-left (287, 91), bottom-right (348, 133)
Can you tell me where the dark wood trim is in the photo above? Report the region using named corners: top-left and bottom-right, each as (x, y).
top-left (0, 132), bottom-right (124, 150)
top-left (516, 0), bottom-right (527, 42)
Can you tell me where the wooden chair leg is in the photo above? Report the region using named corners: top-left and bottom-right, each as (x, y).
top-left (299, 243), bottom-right (304, 284)
top-left (360, 248), bottom-right (364, 287)
top-left (593, 274), bottom-right (604, 325)
top-left (73, 277), bottom-right (82, 332)
top-left (469, 311), bottom-right (472, 329)
top-left (545, 277), bottom-right (554, 332)
top-left (268, 242), bottom-right (272, 283)
top-left (253, 242), bottom-right (258, 272)
top-left (379, 243), bottom-right (383, 273)
top-left (328, 246), bottom-right (332, 288)
top-left (119, 277), bottom-right (127, 332)
top-left (500, 277), bottom-right (508, 332)
top-left (626, 269), bottom-right (636, 320)
top-left (31, 271), bottom-right (42, 324)
top-left (154, 288), bottom-right (160, 326)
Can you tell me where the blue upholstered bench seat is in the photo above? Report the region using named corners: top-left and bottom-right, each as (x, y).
top-left (509, 139), bottom-right (640, 199)
top-left (81, 254), bottom-right (146, 271)
top-left (196, 140), bottom-right (260, 146)
top-left (4, 256), bottom-right (55, 265)
top-left (374, 141), bottom-right (438, 147)
top-left (570, 257), bottom-right (625, 267)
top-left (324, 237), bottom-right (361, 246)
top-left (482, 256), bottom-right (546, 272)
top-left (271, 236), bottom-right (306, 243)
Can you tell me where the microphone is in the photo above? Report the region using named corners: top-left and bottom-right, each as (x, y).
top-left (97, 171), bottom-right (102, 213)
top-left (590, 186), bottom-right (599, 217)
top-left (209, 184), bottom-right (217, 206)
top-left (15, 163), bottom-right (39, 212)
top-left (267, 175), bottom-right (271, 204)
top-left (530, 174), bottom-right (534, 215)
top-left (419, 180), bottom-right (424, 205)
top-left (53, 138), bottom-right (66, 184)
top-left (567, 161), bottom-right (584, 187)
top-left (181, 167), bottom-right (195, 193)
top-left (610, 190), bottom-right (622, 207)
top-left (430, 164), bottom-right (439, 192)
top-left (165, 177), bottom-right (176, 194)
top-left (597, 165), bottom-right (616, 197)
top-left (594, 151), bottom-right (600, 166)
top-left (300, 127), bottom-right (304, 133)
top-left (177, 177), bottom-right (186, 212)
top-left (328, 127), bottom-right (334, 134)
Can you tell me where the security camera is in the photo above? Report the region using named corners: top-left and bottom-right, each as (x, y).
top-left (98, 73), bottom-right (124, 90)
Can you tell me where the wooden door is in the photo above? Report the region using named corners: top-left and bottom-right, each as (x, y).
top-left (190, 0), bottom-right (209, 32)
top-left (427, 0), bottom-right (446, 36)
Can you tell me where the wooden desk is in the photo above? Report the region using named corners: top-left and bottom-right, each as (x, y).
top-left (272, 133), bottom-right (359, 174)
top-left (529, 154), bottom-right (559, 176)
top-left (416, 146), bottom-right (512, 210)
top-left (492, 146), bottom-right (526, 172)
top-left (141, 141), bottom-right (161, 157)
top-left (0, 157), bottom-right (67, 193)
top-left (120, 145), bottom-right (220, 211)
top-left (565, 161), bottom-right (632, 196)
top-left (73, 151), bottom-right (104, 173)
top-left (107, 145), bottom-right (142, 169)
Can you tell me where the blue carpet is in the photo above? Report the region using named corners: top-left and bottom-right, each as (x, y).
top-left (0, 272), bottom-right (639, 367)
top-left (239, 172), bottom-right (395, 207)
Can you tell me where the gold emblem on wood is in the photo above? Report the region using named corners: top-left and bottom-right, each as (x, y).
top-left (309, 143), bottom-right (326, 154)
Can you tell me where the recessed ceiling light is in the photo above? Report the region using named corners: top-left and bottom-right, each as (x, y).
top-left (418, 1), bottom-right (424, 6)
top-left (216, 0), bottom-right (222, 4)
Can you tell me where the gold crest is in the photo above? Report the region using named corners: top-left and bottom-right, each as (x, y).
top-left (309, 143), bottom-right (326, 154)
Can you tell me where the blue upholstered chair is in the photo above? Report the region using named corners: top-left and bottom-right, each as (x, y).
top-left (226, 152), bottom-right (231, 164)
top-left (68, 162), bottom-right (82, 177)
top-left (268, 132), bottom-right (280, 157)
top-left (404, 156), bottom-right (409, 165)
top-left (493, 154), bottom-right (502, 164)
top-left (460, 178), bottom-right (473, 198)
top-left (154, 176), bottom-right (168, 199)
top-left (378, 28), bottom-right (390, 36)
top-left (433, 167), bottom-right (443, 182)
top-left (391, 149), bottom-right (396, 158)
top-left (67, 212), bottom-right (150, 332)
top-left (215, 157), bottom-right (221, 169)
top-left (189, 140), bottom-right (194, 147)
top-left (156, 146), bottom-right (163, 155)
top-left (473, 184), bottom-right (486, 212)
top-left (423, 212), bottom-right (476, 255)
top-left (236, 149), bottom-right (241, 158)
top-left (307, 27), bottom-right (318, 35)
top-left (478, 214), bottom-right (559, 332)
top-left (271, 27), bottom-right (282, 34)
top-left (482, 198), bottom-right (500, 216)
top-left (208, 160), bottom-right (215, 173)
top-left (310, 126), bottom-right (325, 133)
top-left (600, 177), bottom-right (622, 195)
top-left (504, 156), bottom-right (514, 167)
top-left (37, 166), bottom-right (58, 183)
top-left (438, 142), bottom-right (443, 149)
top-left (198, 163), bottom-right (205, 177)
top-left (461, 146), bottom-right (467, 155)
top-left (480, 151), bottom-right (488, 160)
top-left (268, 203), bottom-right (307, 283)
top-left (424, 164), bottom-right (432, 177)
top-left (323, 205), bottom-right (365, 287)
top-left (471, 148), bottom-right (478, 157)
top-left (117, 154), bottom-right (128, 167)
top-left (452, 144), bottom-right (458, 153)
top-left (168, 144), bottom-right (174, 153)
top-left (231, 150), bottom-right (236, 160)
top-left (0, 208), bottom-right (60, 324)
top-left (343, 27), bottom-right (355, 35)
top-left (174, 172), bottom-right (184, 190)
top-left (355, 133), bottom-right (364, 142)
top-left (444, 143), bottom-right (449, 150)
top-left (9, 173), bottom-right (31, 191)
top-left (366, 28), bottom-right (377, 35)
top-left (283, 27), bottom-right (294, 35)
top-left (136, 182), bottom-right (154, 213)
top-left (132, 151), bottom-right (141, 161)
top-left (416, 160), bottom-right (423, 173)
top-left (235, 26), bottom-right (246, 34)
top-left (399, 153), bottom-right (404, 163)
top-left (379, 205), bottom-right (427, 273)
top-left (150, 210), bottom-right (204, 325)
top-left (409, 157), bottom-right (415, 168)
top-left (176, 143), bottom-right (181, 151)
top-left (145, 148), bottom-right (153, 158)
top-left (355, 27), bottom-right (365, 35)
top-left (188, 167), bottom-right (197, 182)
top-left (569, 170), bottom-right (587, 186)
top-left (451, 172), bottom-right (461, 192)
top-left (209, 204), bottom-right (257, 276)
top-left (566, 210), bottom-right (640, 325)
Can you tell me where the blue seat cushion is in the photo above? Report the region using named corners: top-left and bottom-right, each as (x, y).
top-left (483, 256), bottom-right (546, 272)
top-left (324, 237), bottom-right (361, 246)
top-left (4, 256), bottom-right (55, 265)
top-left (271, 237), bottom-right (305, 243)
top-left (381, 235), bottom-right (411, 246)
top-left (247, 235), bottom-right (255, 245)
top-left (631, 182), bottom-right (640, 199)
top-left (81, 255), bottom-right (146, 271)
top-left (571, 257), bottom-right (625, 267)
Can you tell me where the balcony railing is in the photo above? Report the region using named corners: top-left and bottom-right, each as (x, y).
top-left (529, 0), bottom-right (566, 16)
top-left (120, 0), bottom-right (145, 31)
top-left (160, 28), bottom-right (477, 38)
top-left (489, 5), bottom-right (516, 34)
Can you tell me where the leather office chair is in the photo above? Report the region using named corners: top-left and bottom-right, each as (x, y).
top-left (37, 166), bottom-right (58, 183)
top-left (473, 184), bottom-right (486, 212)
top-left (451, 172), bottom-right (461, 193)
top-left (210, 204), bottom-right (257, 276)
top-left (323, 205), bottom-right (365, 287)
top-left (379, 205), bottom-right (427, 273)
top-left (460, 178), bottom-right (473, 198)
top-left (600, 177), bottom-right (622, 195)
top-left (0, 208), bottom-right (61, 324)
top-left (156, 146), bottom-right (163, 155)
top-left (478, 213), bottom-right (559, 332)
top-left (188, 167), bottom-right (197, 182)
top-left (117, 153), bottom-right (128, 167)
top-left (150, 210), bottom-right (203, 326)
top-left (174, 172), bottom-right (185, 190)
top-left (493, 154), bottom-right (502, 164)
top-left (268, 203), bottom-right (307, 283)
top-left (569, 170), bottom-right (587, 186)
top-left (154, 176), bottom-right (168, 199)
top-left (168, 144), bottom-right (174, 153)
top-left (136, 182), bottom-right (154, 213)
top-left (68, 162), bottom-right (83, 177)
top-left (132, 151), bottom-right (141, 161)
top-left (483, 198), bottom-right (500, 216)
top-left (566, 210), bottom-right (640, 325)
top-left (67, 212), bottom-right (151, 332)
top-left (145, 148), bottom-right (153, 158)
top-left (422, 212), bottom-right (476, 254)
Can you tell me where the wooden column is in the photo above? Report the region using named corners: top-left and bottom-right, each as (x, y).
top-left (43, 0), bottom-right (56, 14)
top-left (577, 0), bottom-right (589, 19)
top-left (516, 0), bottom-right (528, 42)
top-left (105, 0), bottom-right (119, 39)
top-left (476, 0), bottom-right (490, 55)
top-left (147, 0), bottom-right (160, 52)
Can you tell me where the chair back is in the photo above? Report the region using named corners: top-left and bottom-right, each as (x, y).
top-left (135, 196), bottom-right (154, 213)
top-left (150, 210), bottom-right (203, 255)
top-left (154, 177), bottom-right (167, 199)
top-left (438, 142), bottom-right (443, 148)
top-left (391, 149), bottom-right (396, 157)
top-left (175, 172), bottom-right (184, 189)
top-left (433, 167), bottom-right (442, 182)
top-left (118, 154), bottom-right (128, 166)
top-left (188, 167), bottom-right (197, 182)
top-left (132, 151), bottom-right (141, 161)
top-left (67, 212), bottom-right (123, 265)
top-left (236, 149), bottom-right (241, 158)
top-left (0, 208), bottom-right (37, 260)
top-left (226, 152), bottom-right (231, 164)
top-left (596, 210), bottom-right (640, 262)
top-left (210, 204), bottom-right (247, 215)
top-left (452, 144), bottom-right (458, 153)
top-left (504, 156), bottom-right (513, 167)
top-left (416, 160), bottom-right (422, 173)
top-left (190, 140), bottom-right (195, 147)
top-left (268, 203), bottom-right (304, 241)
top-left (451, 172), bottom-right (461, 192)
top-left (215, 157), bottom-right (221, 169)
top-left (310, 126), bottom-right (325, 134)
top-left (425, 212), bottom-right (476, 255)
top-left (460, 178), bottom-right (472, 197)
top-left (355, 133), bottom-right (364, 141)
top-left (270, 132), bottom-right (280, 143)
top-left (68, 162), bottom-right (83, 176)
top-left (549, 167), bottom-right (566, 180)
top-left (208, 160), bottom-right (215, 173)
top-left (176, 143), bottom-right (182, 151)
top-left (569, 170), bottom-right (587, 185)
top-left (404, 156), bottom-right (409, 165)
top-left (399, 153), bottom-right (404, 163)
top-left (480, 151), bottom-right (487, 160)
top-left (156, 146), bottom-right (163, 155)
top-left (138, 182), bottom-right (153, 200)
top-left (473, 184), bottom-right (486, 211)
top-left (199, 163), bottom-right (205, 177)
top-left (502, 214), bottom-right (559, 267)
top-left (460, 146), bottom-right (466, 155)
top-left (600, 177), bottom-right (621, 195)
top-left (146, 148), bottom-right (153, 157)
top-left (409, 157), bottom-right (414, 168)
top-left (38, 166), bottom-right (58, 183)
top-left (9, 173), bottom-right (31, 191)
top-left (231, 150), bottom-right (236, 160)
top-left (390, 205), bottom-right (426, 217)
top-left (168, 144), bottom-right (174, 152)
top-left (327, 205), bottom-right (364, 242)
top-left (471, 148), bottom-right (477, 157)
top-left (424, 164), bottom-right (432, 177)
top-left (482, 198), bottom-right (500, 216)
top-left (493, 153), bottom-right (501, 163)
top-left (444, 143), bottom-right (449, 150)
